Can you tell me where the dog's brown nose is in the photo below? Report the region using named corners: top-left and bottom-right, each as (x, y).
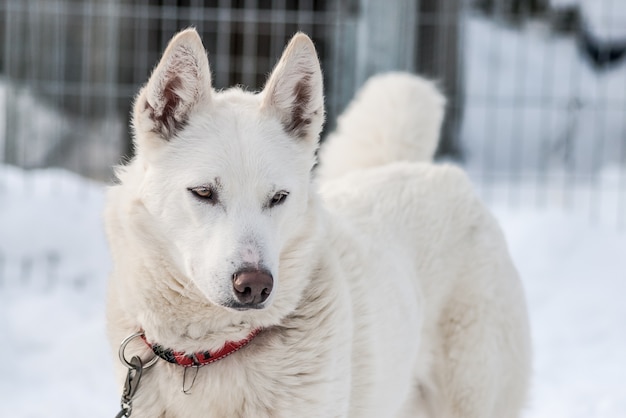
top-left (233, 269), bottom-right (273, 305)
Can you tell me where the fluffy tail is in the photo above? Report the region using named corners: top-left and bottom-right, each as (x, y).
top-left (317, 72), bottom-right (445, 181)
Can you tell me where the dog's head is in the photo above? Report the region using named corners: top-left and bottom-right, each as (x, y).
top-left (128, 29), bottom-right (324, 312)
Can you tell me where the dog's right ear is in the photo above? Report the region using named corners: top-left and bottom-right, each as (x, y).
top-left (132, 28), bottom-right (212, 148)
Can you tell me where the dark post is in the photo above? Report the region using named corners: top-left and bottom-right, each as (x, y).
top-left (416, 0), bottom-right (464, 160)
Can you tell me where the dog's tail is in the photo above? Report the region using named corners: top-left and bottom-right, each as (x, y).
top-left (317, 72), bottom-right (445, 181)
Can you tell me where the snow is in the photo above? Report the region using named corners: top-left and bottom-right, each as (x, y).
top-left (493, 204), bottom-right (626, 417)
top-left (1, 164), bottom-right (625, 417)
top-left (0, 165), bottom-right (116, 417)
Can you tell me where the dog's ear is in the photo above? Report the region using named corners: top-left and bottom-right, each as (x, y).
top-left (261, 33), bottom-right (324, 142)
top-left (132, 28), bottom-right (212, 146)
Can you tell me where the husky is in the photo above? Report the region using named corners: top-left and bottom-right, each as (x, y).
top-left (105, 28), bottom-right (531, 417)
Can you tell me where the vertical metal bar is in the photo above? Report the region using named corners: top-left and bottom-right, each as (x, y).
top-left (455, 0), bottom-right (467, 164)
top-left (27, 1), bottom-right (40, 86)
top-left (615, 119), bottom-right (626, 230)
top-left (508, 9), bottom-right (527, 207)
top-left (298, 0), bottom-right (313, 35)
top-left (480, 12), bottom-right (503, 203)
top-left (241, 0), bottom-right (258, 88)
top-left (54, 0), bottom-right (69, 170)
top-left (161, 0), bottom-right (179, 50)
top-left (610, 1), bottom-right (622, 227)
top-left (588, 0), bottom-right (618, 223)
top-left (2, 0), bottom-right (17, 165)
top-left (270, 0), bottom-right (286, 64)
top-left (215, 0), bottom-right (232, 89)
top-left (438, 0), bottom-right (450, 83)
top-left (28, 0), bottom-right (43, 168)
top-left (536, 11), bottom-right (557, 209)
top-left (326, 0), bottom-right (344, 135)
top-left (76, 0), bottom-right (95, 175)
top-left (134, 0), bottom-right (150, 84)
top-left (191, 0), bottom-right (205, 35)
top-left (104, 0), bottom-right (121, 179)
top-left (333, 0), bottom-right (358, 124)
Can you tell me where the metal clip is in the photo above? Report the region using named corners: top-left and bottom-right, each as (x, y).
top-left (116, 356), bottom-right (143, 417)
top-left (115, 331), bottom-right (158, 417)
top-left (182, 365), bottom-right (200, 395)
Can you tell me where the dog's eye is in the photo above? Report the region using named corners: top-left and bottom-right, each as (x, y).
top-left (189, 186), bottom-right (217, 203)
top-left (269, 191), bottom-right (289, 208)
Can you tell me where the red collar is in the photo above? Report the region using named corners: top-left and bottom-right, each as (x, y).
top-left (141, 328), bottom-right (261, 368)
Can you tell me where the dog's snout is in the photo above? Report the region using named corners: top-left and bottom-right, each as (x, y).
top-left (232, 269), bottom-right (273, 306)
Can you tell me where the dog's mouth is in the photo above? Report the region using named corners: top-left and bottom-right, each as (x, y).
top-left (222, 300), bottom-right (271, 311)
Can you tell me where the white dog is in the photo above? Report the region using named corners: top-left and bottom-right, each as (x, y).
top-left (106, 28), bottom-right (531, 417)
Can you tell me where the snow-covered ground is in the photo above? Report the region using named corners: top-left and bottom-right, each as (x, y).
top-left (0, 165), bottom-right (115, 416)
top-left (493, 204), bottom-right (626, 417)
top-left (1, 163), bottom-right (625, 417)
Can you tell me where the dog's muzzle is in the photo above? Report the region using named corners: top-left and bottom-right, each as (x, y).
top-left (231, 268), bottom-right (273, 309)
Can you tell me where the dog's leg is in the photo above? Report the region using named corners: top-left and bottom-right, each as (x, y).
top-left (439, 296), bottom-right (529, 418)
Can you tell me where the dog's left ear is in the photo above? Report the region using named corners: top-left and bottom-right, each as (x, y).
top-left (261, 33), bottom-right (324, 143)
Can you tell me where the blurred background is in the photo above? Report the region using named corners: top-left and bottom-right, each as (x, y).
top-left (1, 0), bottom-right (625, 223)
top-left (1, 1), bottom-right (625, 417)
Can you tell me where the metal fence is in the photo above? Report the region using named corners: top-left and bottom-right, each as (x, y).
top-left (0, 0), bottom-right (341, 179)
top-left (1, 0), bottom-right (625, 225)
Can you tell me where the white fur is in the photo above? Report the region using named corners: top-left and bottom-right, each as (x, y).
top-left (317, 72), bottom-right (445, 182)
top-left (106, 28), bottom-right (531, 418)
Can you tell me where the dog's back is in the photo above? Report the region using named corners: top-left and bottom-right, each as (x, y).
top-left (318, 73), bottom-right (531, 418)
